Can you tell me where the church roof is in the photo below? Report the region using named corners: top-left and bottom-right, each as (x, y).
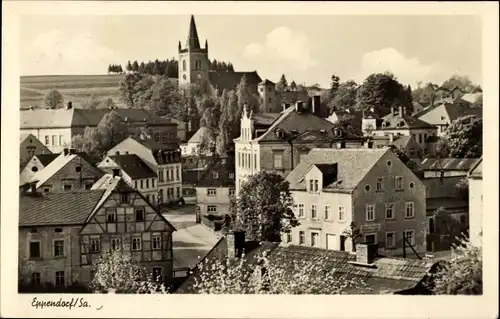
top-left (186, 15), bottom-right (201, 50)
top-left (208, 71), bottom-right (262, 92)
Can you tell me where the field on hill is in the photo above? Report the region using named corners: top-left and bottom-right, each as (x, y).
top-left (20, 74), bottom-right (126, 109)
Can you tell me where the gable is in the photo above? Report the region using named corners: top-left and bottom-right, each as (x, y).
top-left (42, 155), bottom-right (104, 187)
top-left (418, 105), bottom-right (450, 125)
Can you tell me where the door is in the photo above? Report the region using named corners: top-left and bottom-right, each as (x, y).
top-left (365, 234), bottom-right (376, 244)
top-left (326, 234), bottom-right (337, 250)
top-left (339, 235), bottom-right (346, 251)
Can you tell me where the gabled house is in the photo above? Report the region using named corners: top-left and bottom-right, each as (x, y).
top-left (20, 133), bottom-right (52, 168)
top-left (180, 127), bottom-right (215, 156)
top-left (20, 153), bottom-right (59, 186)
top-left (195, 154), bottom-right (236, 224)
top-left (285, 148), bottom-right (427, 257)
top-left (234, 98), bottom-right (365, 195)
top-left (468, 158), bottom-right (483, 247)
top-left (177, 232), bottom-right (437, 294)
top-left (19, 174), bottom-right (176, 290)
top-left (416, 103), bottom-right (482, 136)
top-left (98, 154), bottom-right (159, 204)
top-left (368, 134), bottom-right (424, 159)
top-left (107, 136), bottom-right (183, 205)
top-left (28, 149), bottom-right (103, 193)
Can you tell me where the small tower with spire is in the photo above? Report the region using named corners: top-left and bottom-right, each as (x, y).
top-left (178, 15), bottom-right (209, 87)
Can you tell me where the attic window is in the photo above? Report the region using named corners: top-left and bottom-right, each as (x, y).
top-left (75, 166), bottom-right (82, 173)
top-left (387, 160), bottom-right (392, 167)
top-left (31, 166), bottom-right (38, 172)
top-left (409, 182), bottom-right (415, 189)
top-left (400, 121), bottom-right (405, 127)
top-left (441, 116), bottom-right (445, 120)
top-left (382, 122), bottom-right (387, 128)
top-left (365, 185), bottom-right (371, 192)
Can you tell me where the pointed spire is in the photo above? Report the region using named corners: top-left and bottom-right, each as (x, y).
top-left (178, 40), bottom-right (182, 51)
top-left (185, 15), bottom-right (201, 50)
top-left (205, 39), bottom-right (208, 50)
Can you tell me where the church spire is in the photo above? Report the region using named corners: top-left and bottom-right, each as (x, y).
top-left (185, 15), bottom-right (201, 50)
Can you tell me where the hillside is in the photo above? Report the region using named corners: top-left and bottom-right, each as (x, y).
top-left (20, 74), bottom-right (125, 109)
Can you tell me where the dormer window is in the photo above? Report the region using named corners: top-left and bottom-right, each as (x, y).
top-left (308, 179), bottom-right (319, 193)
top-left (275, 130), bottom-right (285, 139)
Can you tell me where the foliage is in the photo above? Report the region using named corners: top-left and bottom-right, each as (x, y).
top-left (472, 94), bottom-right (483, 108)
top-left (412, 82), bottom-right (437, 105)
top-left (289, 80), bottom-right (297, 91)
top-left (442, 115), bottom-right (483, 158)
top-left (329, 80), bottom-right (358, 113)
top-left (208, 59), bottom-right (235, 72)
top-left (341, 222), bottom-right (362, 252)
top-left (192, 249), bottom-right (369, 294)
top-left (329, 74), bottom-right (340, 99)
top-left (90, 249), bottom-right (167, 294)
top-left (431, 207), bottom-right (466, 240)
top-left (237, 74), bottom-right (259, 114)
top-left (80, 94), bottom-right (103, 109)
top-left (71, 127), bottom-right (100, 156)
top-left (440, 74), bottom-right (477, 93)
top-left (44, 89), bottom-right (64, 109)
top-left (236, 171), bottom-right (299, 242)
top-left (456, 178), bottom-right (469, 200)
top-left (146, 75), bottom-right (183, 117)
top-left (119, 73), bottom-right (145, 108)
top-left (389, 145), bottom-right (419, 171)
top-left (107, 64), bottom-right (124, 74)
top-left (432, 237), bottom-right (482, 295)
top-left (357, 72), bottom-right (412, 116)
top-left (276, 74), bottom-right (288, 92)
top-left (215, 90), bottom-right (231, 155)
top-left (332, 114), bottom-right (362, 136)
top-left (97, 110), bottom-right (131, 152)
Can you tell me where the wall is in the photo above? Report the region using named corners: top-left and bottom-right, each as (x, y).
top-left (21, 128), bottom-right (72, 154)
top-left (19, 225), bottom-right (81, 287)
top-left (468, 177), bottom-right (482, 246)
top-left (178, 51), bottom-right (209, 86)
top-left (196, 186), bottom-right (233, 216)
top-left (352, 151), bottom-right (427, 256)
top-left (372, 127), bottom-right (438, 151)
top-left (20, 135), bottom-right (51, 167)
top-left (20, 156), bottom-right (47, 186)
top-left (423, 170), bottom-right (468, 178)
top-left (39, 155), bottom-right (103, 193)
top-left (157, 163), bottom-right (183, 203)
top-left (423, 176), bottom-right (462, 199)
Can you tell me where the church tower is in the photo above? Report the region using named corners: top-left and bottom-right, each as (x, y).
top-left (178, 15), bottom-right (209, 87)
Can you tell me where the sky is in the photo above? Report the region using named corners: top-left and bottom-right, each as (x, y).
top-left (20, 15), bottom-right (482, 88)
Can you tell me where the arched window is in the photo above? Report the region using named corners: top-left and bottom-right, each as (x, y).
top-left (182, 60), bottom-right (186, 71)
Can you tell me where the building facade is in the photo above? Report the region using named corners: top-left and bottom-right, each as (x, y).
top-left (468, 158), bottom-right (483, 247)
top-left (20, 133), bottom-right (52, 168)
top-left (285, 148), bottom-right (427, 257)
top-left (258, 79), bottom-right (280, 113)
top-left (20, 154), bottom-right (59, 186)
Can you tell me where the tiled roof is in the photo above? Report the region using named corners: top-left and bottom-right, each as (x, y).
top-left (195, 155), bottom-right (235, 188)
top-left (177, 238), bottom-right (436, 294)
top-left (259, 79), bottom-right (275, 86)
top-left (129, 136), bottom-right (179, 151)
top-left (20, 108), bottom-right (76, 129)
top-left (252, 113), bottom-right (281, 126)
top-left (286, 148), bottom-right (388, 192)
top-left (415, 103), bottom-right (482, 123)
top-left (380, 110), bottom-right (436, 130)
top-left (109, 154), bottom-right (157, 179)
top-left (19, 190), bottom-right (105, 227)
top-left (460, 93), bottom-right (482, 104)
top-left (419, 158), bottom-right (480, 171)
top-left (208, 71), bottom-right (262, 92)
top-left (188, 127), bottom-right (214, 144)
top-left (468, 157), bottom-right (483, 178)
top-left (35, 154), bottom-right (59, 166)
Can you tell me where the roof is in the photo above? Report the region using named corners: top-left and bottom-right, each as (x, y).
top-left (187, 127), bottom-right (214, 144)
top-left (185, 15), bottom-right (201, 50)
top-left (178, 238), bottom-right (436, 294)
top-left (259, 79), bottom-right (275, 86)
top-left (252, 113), bottom-right (281, 126)
top-left (20, 108), bottom-right (174, 129)
top-left (19, 190), bottom-right (105, 227)
top-left (419, 158), bottom-right (480, 171)
top-left (128, 136), bottom-right (179, 151)
top-left (208, 71), bottom-right (262, 92)
top-left (461, 93), bottom-right (482, 104)
top-left (34, 154), bottom-right (59, 166)
top-left (380, 110), bottom-right (436, 130)
top-left (468, 157), bottom-right (483, 178)
top-left (286, 148), bottom-right (388, 192)
top-left (426, 197), bottom-right (469, 211)
top-left (415, 103), bottom-right (482, 122)
top-left (278, 90), bottom-right (310, 105)
top-left (195, 155), bottom-right (235, 188)
top-left (108, 154), bottom-right (157, 179)
top-left (20, 133), bottom-right (32, 143)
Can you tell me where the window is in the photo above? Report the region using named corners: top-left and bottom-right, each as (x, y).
top-left (325, 206), bottom-right (331, 220)
top-left (106, 209), bottom-right (116, 223)
top-left (29, 242), bottom-right (41, 258)
top-left (229, 189), bottom-right (235, 196)
top-left (44, 135), bottom-right (49, 145)
top-left (158, 170), bottom-right (164, 182)
top-left (63, 184), bottom-right (72, 192)
top-left (111, 238), bottom-right (121, 250)
top-left (90, 239), bottom-right (100, 253)
top-left (55, 271), bottom-right (65, 286)
top-left (176, 187), bottom-right (180, 198)
top-left (309, 180), bottom-right (314, 191)
top-left (273, 152), bottom-right (283, 169)
top-left (365, 184), bottom-right (370, 192)
top-left (54, 240), bottom-right (64, 257)
top-left (55, 227), bottom-right (63, 233)
top-left (418, 134), bottom-right (422, 143)
top-left (59, 135), bottom-right (64, 146)
top-left (395, 176), bottom-right (403, 190)
top-left (52, 135), bottom-right (57, 146)
top-left (31, 272), bottom-right (41, 285)
top-left (176, 167), bottom-right (180, 180)
top-left (365, 234), bottom-right (377, 245)
top-left (365, 205), bottom-right (375, 221)
top-left (338, 206), bottom-right (345, 221)
top-left (311, 232), bottom-right (319, 247)
top-left (254, 154), bottom-right (257, 170)
top-left (409, 182), bottom-right (415, 189)
top-left (152, 179), bottom-right (155, 188)
top-left (385, 203), bottom-right (394, 220)
top-left (146, 179), bottom-right (149, 188)
top-left (207, 205), bottom-right (217, 214)
top-left (182, 60), bottom-right (186, 71)
top-left (207, 188), bottom-right (216, 196)
top-left (311, 205), bottom-right (318, 219)
top-left (43, 187), bottom-right (51, 193)
top-left (132, 237), bottom-right (142, 251)
top-left (299, 231), bottom-right (305, 245)
top-left (405, 202), bottom-right (415, 218)
top-left (213, 172), bottom-right (219, 179)
top-left (376, 178), bottom-right (384, 191)
top-left (314, 180), bottom-right (319, 192)
top-left (404, 230), bottom-right (415, 245)
top-left (298, 204), bottom-right (304, 217)
top-left (386, 232), bottom-right (395, 248)
top-left (152, 236), bottom-right (162, 250)
top-left (387, 160), bottom-right (392, 167)
top-left (238, 153), bottom-right (241, 167)
top-left (152, 267), bottom-right (163, 282)
top-left (229, 173), bottom-right (234, 179)
top-left (120, 194), bottom-right (129, 203)
top-left (135, 208), bottom-right (145, 222)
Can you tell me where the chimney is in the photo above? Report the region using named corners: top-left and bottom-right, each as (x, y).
top-left (399, 106), bottom-right (404, 116)
top-left (355, 243), bottom-right (379, 265)
top-left (390, 107), bottom-right (395, 116)
top-left (66, 101), bottom-right (73, 110)
top-left (227, 230), bottom-right (245, 260)
top-left (295, 101), bottom-right (304, 113)
top-left (63, 148), bottom-right (69, 156)
top-left (112, 169), bottom-right (120, 177)
top-left (312, 95), bottom-right (321, 115)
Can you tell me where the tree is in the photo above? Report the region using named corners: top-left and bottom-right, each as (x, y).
top-left (455, 178), bottom-right (469, 200)
top-left (119, 73), bottom-right (145, 108)
top-left (103, 98), bottom-right (116, 109)
top-left (432, 237), bottom-right (482, 295)
top-left (126, 60), bottom-right (132, 72)
top-left (216, 90), bottom-right (231, 155)
top-left (276, 74), bottom-right (288, 92)
top-left (330, 80), bottom-right (358, 112)
top-left (44, 89), bottom-right (64, 109)
top-left (80, 94), bottom-right (102, 109)
top-left (96, 110), bottom-right (130, 153)
top-left (145, 76), bottom-right (182, 117)
top-left (332, 114), bottom-right (362, 137)
top-left (90, 249), bottom-right (167, 294)
top-left (441, 74), bottom-right (476, 93)
top-left (236, 171), bottom-right (299, 242)
top-left (341, 222), bottom-right (362, 252)
top-left (71, 126), bottom-right (100, 158)
top-left (236, 74), bottom-right (259, 114)
top-left (192, 247), bottom-right (369, 294)
top-left (357, 72), bottom-right (411, 116)
top-left (329, 74), bottom-right (340, 99)
top-left (389, 145), bottom-right (419, 171)
top-left (442, 115), bottom-right (482, 158)
top-left (289, 80), bottom-right (297, 91)
top-left (132, 61), bottom-right (139, 73)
